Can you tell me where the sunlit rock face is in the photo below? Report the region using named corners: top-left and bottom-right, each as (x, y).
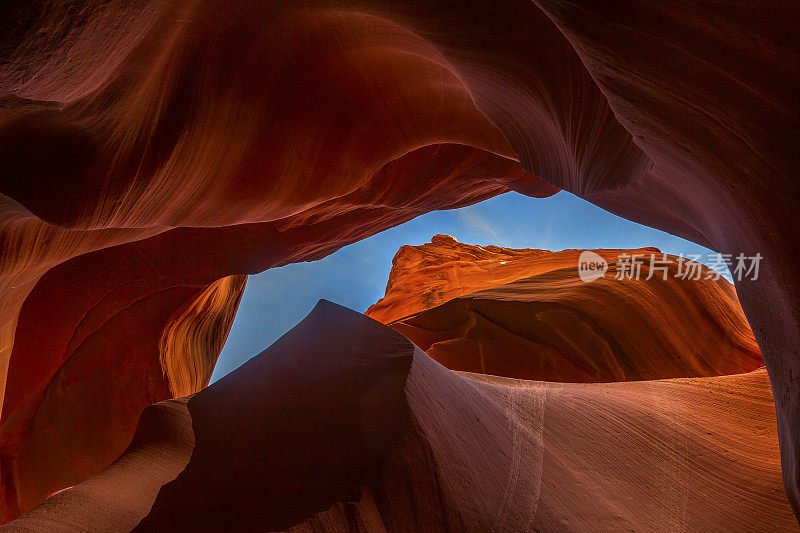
top-left (5, 302), bottom-right (797, 531)
top-left (368, 237), bottom-right (762, 382)
top-left (0, 0), bottom-right (797, 523)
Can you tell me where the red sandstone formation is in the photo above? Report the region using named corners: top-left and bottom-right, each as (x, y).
top-left (0, 0), bottom-right (797, 525)
top-left (4, 302), bottom-right (797, 531)
top-left (367, 234), bottom-right (561, 324)
top-left (3, 398), bottom-right (194, 532)
top-left (368, 237), bottom-right (762, 382)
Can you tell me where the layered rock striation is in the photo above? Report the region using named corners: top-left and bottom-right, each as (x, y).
top-left (368, 237), bottom-right (762, 382)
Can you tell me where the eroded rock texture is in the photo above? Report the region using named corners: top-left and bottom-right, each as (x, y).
top-left (0, 0), bottom-right (797, 524)
top-left (368, 237), bottom-right (762, 382)
top-left (5, 302), bottom-right (797, 531)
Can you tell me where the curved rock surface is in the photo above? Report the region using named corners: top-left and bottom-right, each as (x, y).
top-left (0, 0), bottom-right (797, 521)
top-left (2, 398), bottom-right (194, 532)
top-left (4, 302), bottom-right (796, 531)
top-left (369, 237), bottom-right (762, 382)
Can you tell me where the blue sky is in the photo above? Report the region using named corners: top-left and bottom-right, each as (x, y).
top-left (211, 191), bottom-right (724, 381)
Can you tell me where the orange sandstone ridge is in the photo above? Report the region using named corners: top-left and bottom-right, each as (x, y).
top-left (367, 236), bottom-right (762, 382)
top-left (366, 234), bottom-right (665, 322)
top-left (367, 234), bottom-right (558, 324)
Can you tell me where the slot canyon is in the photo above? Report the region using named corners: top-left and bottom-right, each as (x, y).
top-left (0, 1), bottom-right (797, 531)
